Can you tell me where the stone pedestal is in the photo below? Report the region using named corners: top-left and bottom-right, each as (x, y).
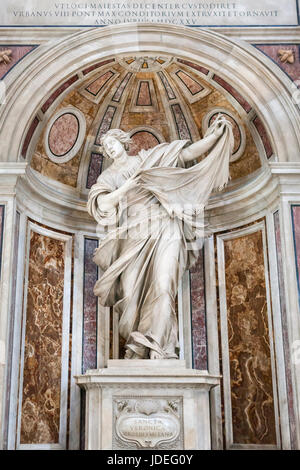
top-left (75, 360), bottom-right (220, 450)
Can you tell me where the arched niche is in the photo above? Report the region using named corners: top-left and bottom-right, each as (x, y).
top-left (0, 24), bottom-right (299, 168)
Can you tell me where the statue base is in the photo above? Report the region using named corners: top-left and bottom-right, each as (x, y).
top-left (75, 360), bottom-right (220, 450)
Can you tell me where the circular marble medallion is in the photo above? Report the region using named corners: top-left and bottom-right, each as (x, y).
top-left (48, 113), bottom-right (79, 157)
top-left (44, 107), bottom-right (86, 164)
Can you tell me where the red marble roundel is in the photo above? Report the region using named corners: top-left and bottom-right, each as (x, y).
top-left (209, 112), bottom-right (241, 155)
top-left (48, 113), bottom-right (79, 157)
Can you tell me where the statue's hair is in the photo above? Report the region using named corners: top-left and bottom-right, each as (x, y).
top-left (99, 129), bottom-right (132, 158)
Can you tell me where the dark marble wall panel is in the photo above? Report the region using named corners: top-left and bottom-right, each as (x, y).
top-left (20, 231), bottom-right (65, 444)
top-left (213, 74), bottom-right (252, 113)
top-left (255, 45), bottom-right (300, 83)
top-left (21, 117), bottom-right (39, 158)
top-left (253, 116), bottom-right (273, 159)
top-left (86, 153), bottom-right (103, 189)
top-left (190, 248), bottom-right (207, 370)
top-left (82, 238), bottom-right (98, 373)
top-left (95, 106), bottom-right (116, 145)
top-left (158, 72), bottom-right (176, 100)
top-left (41, 75), bottom-right (79, 114)
top-left (171, 103), bottom-right (192, 141)
top-left (0, 205), bottom-right (4, 275)
top-left (224, 230), bottom-right (277, 445)
top-left (291, 205), bottom-right (300, 298)
top-left (0, 46), bottom-right (36, 79)
top-left (177, 58), bottom-right (209, 76)
top-left (112, 72), bottom-right (132, 102)
top-left (274, 211), bottom-right (297, 448)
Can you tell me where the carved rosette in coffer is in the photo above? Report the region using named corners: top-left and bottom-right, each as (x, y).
top-left (113, 397), bottom-right (183, 450)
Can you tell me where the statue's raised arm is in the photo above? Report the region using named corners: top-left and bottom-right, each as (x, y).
top-left (87, 118), bottom-right (234, 360)
top-left (181, 117), bottom-right (226, 163)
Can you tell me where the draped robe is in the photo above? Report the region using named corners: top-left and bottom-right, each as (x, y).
top-left (87, 119), bottom-right (233, 359)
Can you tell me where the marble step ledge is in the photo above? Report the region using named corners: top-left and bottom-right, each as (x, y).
top-left (75, 359), bottom-right (221, 388)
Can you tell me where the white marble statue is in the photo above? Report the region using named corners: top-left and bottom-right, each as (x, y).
top-left (88, 116), bottom-right (234, 359)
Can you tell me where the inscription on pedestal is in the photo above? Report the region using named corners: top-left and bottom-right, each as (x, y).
top-left (113, 397), bottom-right (183, 450)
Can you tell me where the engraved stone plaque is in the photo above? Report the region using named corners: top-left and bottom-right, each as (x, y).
top-left (113, 397), bottom-right (183, 450)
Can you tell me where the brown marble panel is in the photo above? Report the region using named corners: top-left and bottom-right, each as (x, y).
top-left (176, 70), bottom-right (204, 95)
top-left (213, 74), bottom-right (252, 113)
top-left (136, 81), bottom-right (152, 106)
top-left (82, 238), bottom-right (98, 373)
top-left (224, 230), bottom-right (277, 445)
top-left (190, 248), bottom-right (207, 370)
top-left (0, 45), bottom-right (36, 79)
top-left (48, 113), bottom-right (79, 157)
top-left (20, 231), bottom-right (65, 444)
top-left (255, 45), bottom-right (300, 83)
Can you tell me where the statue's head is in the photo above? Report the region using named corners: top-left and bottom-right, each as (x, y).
top-left (100, 129), bottom-right (132, 160)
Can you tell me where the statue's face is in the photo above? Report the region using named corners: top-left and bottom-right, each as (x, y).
top-left (102, 135), bottom-right (125, 160)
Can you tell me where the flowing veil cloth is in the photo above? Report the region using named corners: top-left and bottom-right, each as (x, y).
top-left (87, 116), bottom-right (234, 358)
top-left (138, 116), bottom-right (233, 214)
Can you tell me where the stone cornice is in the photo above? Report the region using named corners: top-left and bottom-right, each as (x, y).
top-left (0, 25), bottom-right (298, 43)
